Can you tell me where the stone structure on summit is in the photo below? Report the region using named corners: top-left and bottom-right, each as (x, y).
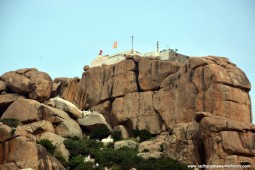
top-left (0, 50), bottom-right (254, 169)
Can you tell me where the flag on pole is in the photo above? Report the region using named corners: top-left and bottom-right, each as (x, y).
top-left (113, 41), bottom-right (117, 49)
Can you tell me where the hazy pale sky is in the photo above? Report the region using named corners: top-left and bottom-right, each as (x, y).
top-left (0, 0), bottom-right (254, 122)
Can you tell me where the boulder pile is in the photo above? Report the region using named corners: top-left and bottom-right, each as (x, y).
top-left (0, 55), bottom-right (254, 169)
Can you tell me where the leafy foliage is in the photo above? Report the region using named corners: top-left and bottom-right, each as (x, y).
top-left (37, 139), bottom-right (56, 155)
top-left (112, 131), bottom-right (122, 141)
top-left (90, 127), bottom-right (111, 140)
top-left (62, 137), bottom-right (190, 170)
top-left (0, 118), bottom-right (21, 128)
top-left (10, 128), bottom-right (16, 136)
top-left (131, 129), bottom-right (153, 142)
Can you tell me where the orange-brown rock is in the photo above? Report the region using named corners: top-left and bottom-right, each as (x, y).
top-left (1, 98), bottom-right (41, 123)
top-left (198, 115), bottom-right (255, 168)
top-left (1, 71), bottom-right (31, 94)
top-left (0, 136), bottom-right (65, 170)
top-left (39, 104), bottom-right (83, 138)
top-left (0, 80), bottom-right (7, 92)
top-left (0, 94), bottom-right (22, 116)
top-left (112, 91), bottom-right (163, 134)
top-left (153, 56), bottom-right (251, 130)
top-left (138, 58), bottom-right (180, 91)
top-left (1, 68), bottom-right (53, 102)
top-left (80, 59), bottom-right (137, 108)
top-left (54, 78), bottom-right (87, 110)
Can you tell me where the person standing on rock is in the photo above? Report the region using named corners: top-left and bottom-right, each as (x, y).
top-left (99, 49), bottom-right (103, 56)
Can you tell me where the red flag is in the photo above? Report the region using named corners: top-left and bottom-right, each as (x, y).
top-left (113, 41), bottom-right (117, 49)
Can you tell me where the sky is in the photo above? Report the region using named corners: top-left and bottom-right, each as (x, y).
top-left (0, 0), bottom-right (254, 122)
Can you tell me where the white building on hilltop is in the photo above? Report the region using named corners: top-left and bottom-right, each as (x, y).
top-left (90, 49), bottom-right (188, 68)
top-left (90, 50), bottom-right (142, 67)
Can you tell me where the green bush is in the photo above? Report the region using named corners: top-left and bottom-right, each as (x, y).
top-left (92, 147), bottom-right (138, 168)
top-left (136, 157), bottom-right (191, 170)
top-left (64, 138), bottom-right (90, 156)
top-left (37, 139), bottom-right (56, 155)
top-left (64, 138), bottom-right (103, 157)
top-left (0, 118), bottom-right (21, 128)
top-left (131, 129), bottom-right (153, 142)
top-left (69, 155), bottom-right (85, 169)
top-left (62, 137), bottom-right (190, 170)
top-left (90, 127), bottom-right (111, 140)
top-left (112, 131), bottom-right (122, 141)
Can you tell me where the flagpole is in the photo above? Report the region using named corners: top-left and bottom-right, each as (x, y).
top-left (131, 35), bottom-right (134, 53)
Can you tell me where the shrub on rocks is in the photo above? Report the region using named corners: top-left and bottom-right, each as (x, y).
top-left (131, 129), bottom-right (153, 142)
top-left (0, 118), bottom-right (21, 128)
top-left (37, 139), bottom-right (56, 155)
top-left (90, 127), bottom-right (111, 140)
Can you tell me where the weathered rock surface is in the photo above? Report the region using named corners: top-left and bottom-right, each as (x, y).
top-left (38, 132), bottom-right (70, 161)
top-left (0, 80), bottom-right (7, 92)
top-left (78, 111), bottom-right (112, 132)
top-left (163, 122), bottom-right (202, 165)
top-left (47, 96), bottom-right (83, 119)
top-left (112, 91), bottom-right (163, 134)
top-left (26, 70), bottom-right (53, 102)
top-left (21, 120), bottom-right (55, 134)
top-left (114, 140), bottom-right (138, 150)
top-left (198, 115), bottom-right (255, 167)
top-left (1, 98), bottom-right (41, 123)
top-left (0, 94), bottom-right (22, 116)
top-left (38, 132), bottom-right (65, 146)
top-left (54, 143), bottom-right (70, 161)
top-left (0, 124), bottom-right (13, 142)
top-left (0, 55), bottom-right (253, 169)
top-left (153, 56), bottom-right (251, 130)
top-left (138, 58), bottom-right (180, 91)
top-left (1, 68), bottom-right (53, 102)
top-left (53, 78), bottom-right (87, 110)
top-left (40, 104), bottom-right (83, 138)
top-left (80, 59), bottom-right (137, 108)
top-left (113, 125), bottom-right (129, 139)
top-left (0, 136), bottom-right (65, 170)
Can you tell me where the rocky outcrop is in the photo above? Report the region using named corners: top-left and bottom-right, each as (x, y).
top-left (47, 96), bottom-right (83, 119)
top-left (53, 78), bottom-right (87, 110)
top-left (40, 104), bottom-right (83, 138)
top-left (196, 113), bottom-right (255, 168)
top-left (78, 56), bottom-right (251, 135)
top-left (138, 58), bottom-right (180, 91)
top-left (0, 136), bottom-right (65, 170)
top-left (1, 68), bottom-right (53, 102)
top-left (112, 91), bottom-right (163, 134)
top-left (77, 111), bottom-right (112, 132)
top-left (79, 59), bottom-right (138, 108)
top-left (0, 55), bottom-right (253, 169)
top-left (114, 140), bottom-right (138, 150)
top-left (113, 125), bottom-right (129, 139)
top-left (153, 56), bottom-right (251, 129)
top-left (163, 122), bottom-right (202, 165)
top-left (0, 93), bottom-right (22, 116)
top-left (1, 98), bottom-right (41, 123)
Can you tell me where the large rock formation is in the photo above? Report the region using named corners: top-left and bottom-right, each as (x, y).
top-left (0, 136), bottom-right (65, 170)
top-left (0, 54), bottom-right (253, 169)
top-left (1, 68), bottom-right (53, 102)
top-left (195, 112), bottom-right (255, 169)
top-left (79, 56), bottom-right (251, 134)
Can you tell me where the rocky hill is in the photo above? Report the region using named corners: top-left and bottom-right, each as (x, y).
top-left (0, 54), bottom-right (254, 170)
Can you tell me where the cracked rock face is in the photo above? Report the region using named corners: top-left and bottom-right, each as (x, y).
top-left (0, 55), bottom-right (252, 168)
top-left (1, 68), bottom-right (53, 102)
top-left (79, 56), bottom-right (252, 134)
